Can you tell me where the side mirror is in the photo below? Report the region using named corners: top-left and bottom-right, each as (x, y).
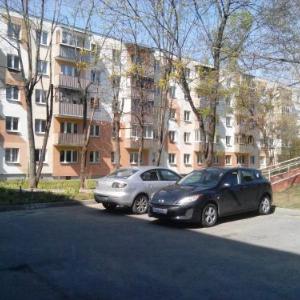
top-left (222, 182), bottom-right (231, 188)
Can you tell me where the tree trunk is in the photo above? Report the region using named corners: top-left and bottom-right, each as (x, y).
top-left (26, 91), bottom-right (37, 188)
top-left (114, 117), bottom-right (121, 169)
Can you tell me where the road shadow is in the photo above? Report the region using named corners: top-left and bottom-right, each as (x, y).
top-left (0, 189), bottom-right (299, 300)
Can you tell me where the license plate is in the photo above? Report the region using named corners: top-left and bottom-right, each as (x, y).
top-left (153, 207), bottom-right (168, 215)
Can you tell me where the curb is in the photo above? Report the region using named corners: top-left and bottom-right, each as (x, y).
top-left (0, 199), bottom-right (95, 213)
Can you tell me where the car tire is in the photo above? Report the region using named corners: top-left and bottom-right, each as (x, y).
top-left (132, 194), bottom-right (149, 214)
top-left (201, 204), bottom-right (218, 227)
top-left (102, 203), bottom-right (117, 211)
top-left (258, 195), bottom-right (271, 215)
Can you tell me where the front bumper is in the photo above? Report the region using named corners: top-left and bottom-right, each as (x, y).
top-left (94, 190), bottom-right (133, 207)
top-left (148, 203), bottom-right (200, 221)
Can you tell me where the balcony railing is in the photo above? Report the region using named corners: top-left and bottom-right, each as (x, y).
top-left (55, 75), bottom-right (92, 90)
top-left (234, 144), bottom-right (256, 153)
top-left (54, 133), bottom-right (85, 147)
top-left (54, 45), bottom-right (91, 63)
top-left (124, 138), bottom-right (154, 149)
top-left (55, 102), bottom-right (92, 119)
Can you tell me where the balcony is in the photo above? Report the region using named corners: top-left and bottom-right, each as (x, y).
top-left (55, 75), bottom-right (92, 90)
top-left (54, 45), bottom-right (91, 63)
top-left (54, 102), bottom-right (92, 119)
top-left (124, 138), bottom-right (155, 149)
top-left (54, 133), bottom-right (85, 147)
top-left (234, 144), bottom-right (256, 153)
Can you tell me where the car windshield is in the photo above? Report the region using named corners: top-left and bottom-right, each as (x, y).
top-left (107, 168), bottom-right (138, 179)
top-left (178, 169), bottom-right (224, 187)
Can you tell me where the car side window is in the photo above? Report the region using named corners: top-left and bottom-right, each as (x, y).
top-left (223, 171), bottom-right (239, 186)
top-left (241, 169), bottom-right (255, 183)
top-left (141, 170), bottom-right (159, 181)
top-left (158, 169), bottom-right (181, 181)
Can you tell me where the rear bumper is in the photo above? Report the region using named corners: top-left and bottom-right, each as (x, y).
top-left (94, 191), bottom-right (133, 207)
top-left (148, 203), bottom-right (201, 222)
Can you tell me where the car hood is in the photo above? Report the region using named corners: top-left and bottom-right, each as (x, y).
top-left (151, 184), bottom-right (212, 205)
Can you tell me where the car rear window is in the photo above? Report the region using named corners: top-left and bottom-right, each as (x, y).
top-left (108, 168), bottom-right (138, 179)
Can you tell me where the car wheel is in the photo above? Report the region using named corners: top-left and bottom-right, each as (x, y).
top-left (258, 195), bottom-right (271, 215)
top-left (201, 204), bottom-right (218, 227)
top-left (102, 203), bottom-right (117, 211)
top-left (132, 194), bottom-right (149, 214)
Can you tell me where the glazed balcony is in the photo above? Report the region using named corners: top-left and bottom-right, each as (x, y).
top-left (54, 133), bottom-right (85, 147)
top-left (234, 143), bottom-right (256, 153)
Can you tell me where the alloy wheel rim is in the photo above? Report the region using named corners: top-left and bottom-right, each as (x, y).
top-left (136, 197), bottom-right (148, 213)
top-left (204, 206), bottom-right (216, 225)
top-left (262, 198), bottom-right (270, 213)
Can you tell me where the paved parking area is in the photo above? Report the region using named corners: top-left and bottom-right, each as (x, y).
top-left (0, 204), bottom-right (300, 299)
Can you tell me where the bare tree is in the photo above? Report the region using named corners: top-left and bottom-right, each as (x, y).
top-left (0, 0), bottom-right (61, 187)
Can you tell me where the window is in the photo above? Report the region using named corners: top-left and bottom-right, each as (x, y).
top-left (36, 30), bottom-right (48, 45)
top-left (213, 156), bottom-right (219, 164)
top-left (260, 156), bottom-right (265, 166)
top-left (170, 109), bottom-right (176, 120)
top-left (223, 171), bottom-right (238, 186)
top-left (226, 117), bottom-right (231, 127)
top-left (112, 49), bottom-right (121, 64)
top-left (130, 152), bottom-right (139, 164)
top-left (141, 170), bottom-right (159, 181)
top-left (61, 64), bottom-right (76, 76)
top-left (250, 156), bottom-right (255, 165)
top-left (112, 75), bottom-right (121, 88)
top-left (237, 154), bottom-right (246, 165)
top-left (184, 111), bottom-right (191, 122)
top-left (184, 132), bottom-right (191, 143)
top-left (168, 153), bottom-right (176, 165)
top-left (184, 68), bottom-right (190, 79)
top-left (159, 169), bottom-right (180, 181)
top-left (91, 70), bottom-right (103, 84)
top-left (6, 86), bottom-right (19, 101)
top-left (196, 152), bottom-right (203, 164)
top-left (168, 130), bottom-right (176, 143)
top-left (111, 152), bottom-right (116, 164)
top-left (169, 86), bottom-right (176, 98)
top-left (35, 149), bottom-right (46, 162)
top-left (5, 116), bottom-right (19, 132)
top-left (35, 89), bottom-right (47, 104)
top-left (35, 119), bottom-right (46, 134)
top-left (143, 125), bottom-right (153, 139)
top-left (131, 54), bottom-right (143, 64)
top-left (62, 31), bottom-right (76, 46)
top-left (60, 150), bottom-right (78, 163)
top-left (226, 136), bottom-right (231, 146)
top-left (225, 155), bottom-right (231, 165)
top-left (90, 124), bottom-right (100, 137)
top-left (194, 130), bottom-right (200, 142)
top-left (131, 124), bottom-right (139, 138)
top-left (215, 135), bottom-right (220, 144)
top-left (60, 122), bottom-right (78, 134)
top-left (89, 151), bottom-right (100, 163)
top-left (248, 135), bottom-right (254, 145)
top-left (37, 60), bottom-right (48, 75)
top-left (7, 23), bottom-right (20, 39)
top-left (241, 169), bottom-right (255, 183)
top-left (154, 60), bottom-right (160, 72)
top-left (225, 97), bottom-right (231, 107)
top-left (184, 154), bottom-right (191, 165)
top-left (7, 54), bottom-right (20, 70)
top-left (5, 148), bottom-right (19, 163)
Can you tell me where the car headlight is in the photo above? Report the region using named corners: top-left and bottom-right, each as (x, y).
top-left (112, 182), bottom-right (127, 188)
top-left (176, 195), bottom-right (201, 205)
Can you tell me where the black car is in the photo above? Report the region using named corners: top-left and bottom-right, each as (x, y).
top-left (148, 167), bottom-right (272, 227)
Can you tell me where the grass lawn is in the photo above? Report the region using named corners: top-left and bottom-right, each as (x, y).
top-left (0, 179), bottom-right (96, 205)
top-left (273, 185), bottom-right (300, 209)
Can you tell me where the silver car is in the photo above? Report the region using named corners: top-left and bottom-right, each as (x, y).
top-left (94, 166), bottom-right (181, 214)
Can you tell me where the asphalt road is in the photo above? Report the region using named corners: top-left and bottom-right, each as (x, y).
top-left (0, 204), bottom-right (300, 300)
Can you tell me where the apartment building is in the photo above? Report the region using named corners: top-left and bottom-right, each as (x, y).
top-left (0, 11), bottom-right (297, 179)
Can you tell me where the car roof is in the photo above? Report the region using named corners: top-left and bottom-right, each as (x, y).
top-left (119, 166), bottom-right (174, 172)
